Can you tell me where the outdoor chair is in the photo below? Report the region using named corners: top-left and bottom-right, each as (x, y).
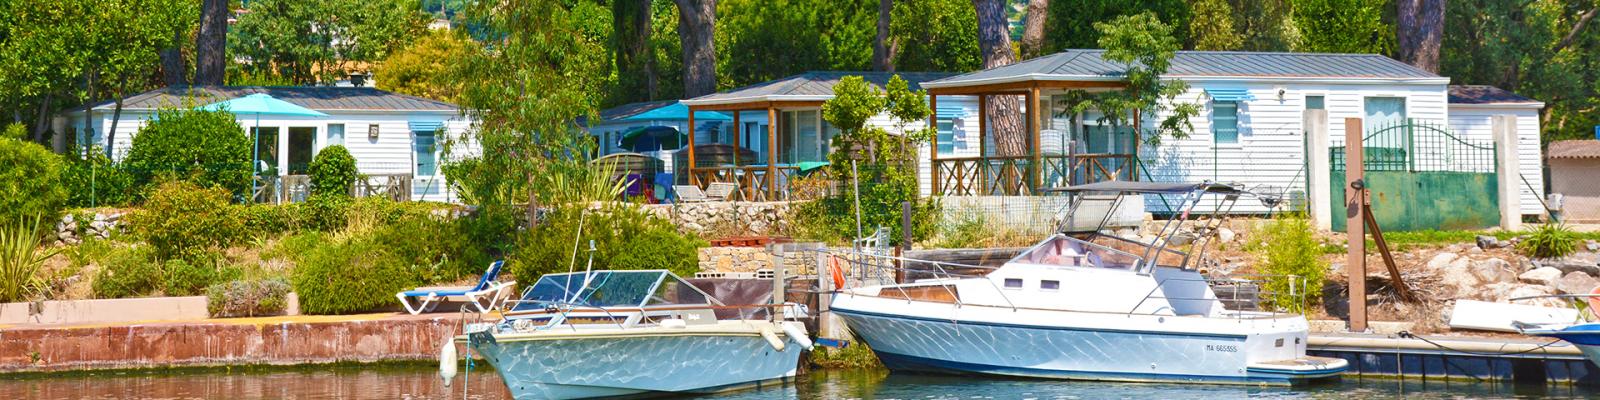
top-left (705, 182), bottom-right (738, 201)
top-left (674, 185), bottom-right (709, 202)
top-left (396, 260), bottom-right (515, 315)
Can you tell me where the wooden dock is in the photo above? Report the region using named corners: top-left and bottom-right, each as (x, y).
top-left (1309, 332), bottom-right (1597, 385)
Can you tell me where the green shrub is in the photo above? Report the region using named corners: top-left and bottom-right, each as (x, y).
top-left (162, 258), bottom-right (242, 296)
top-left (0, 216), bottom-right (57, 302)
top-left (206, 278), bottom-right (291, 317)
top-left (307, 145), bottom-right (359, 196)
top-left (0, 138), bottom-right (68, 222)
top-left (122, 108), bottom-right (252, 198)
top-left (510, 204), bottom-right (703, 284)
top-left (789, 189), bottom-right (939, 246)
top-left (1256, 215), bottom-right (1327, 313)
top-left (290, 235), bottom-right (416, 315)
top-left (60, 148), bottom-right (138, 207)
top-left (2, 123), bottom-right (25, 140)
top-left (1520, 223), bottom-right (1579, 259)
top-left (301, 194), bottom-right (352, 232)
top-left (92, 246), bottom-right (162, 298)
top-left (240, 203), bottom-right (299, 237)
top-left (129, 181), bottom-right (246, 261)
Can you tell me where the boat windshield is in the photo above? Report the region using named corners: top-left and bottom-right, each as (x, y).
top-left (511, 270), bottom-right (720, 311)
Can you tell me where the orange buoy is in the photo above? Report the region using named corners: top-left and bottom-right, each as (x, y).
top-left (829, 256), bottom-right (847, 290)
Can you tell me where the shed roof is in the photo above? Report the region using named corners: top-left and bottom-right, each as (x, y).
top-left (1447, 85), bottom-right (1544, 106)
top-left (924, 50), bottom-right (1446, 88)
top-left (682, 71), bottom-right (958, 107)
top-left (1548, 140), bottom-right (1600, 160)
top-left (76, 86), bottom-right (459, 113)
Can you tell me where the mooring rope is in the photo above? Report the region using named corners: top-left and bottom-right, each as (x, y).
top-left (1396, 330), bottom-right (1565, 356)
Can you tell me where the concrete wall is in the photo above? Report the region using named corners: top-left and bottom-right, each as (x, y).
top-left (0, 296), bottom-right (210, 326)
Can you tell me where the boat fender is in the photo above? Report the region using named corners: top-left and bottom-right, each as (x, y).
top-left (661, 318), bottom-right (688, 329)
top-left (439, 340), bottom-right (457, 387)
top-left (829, 256), bottom-right (847, 290)
top-left (760, 326), bottom-right (787, 351)
top-left (781, 322), bottom-right (813, 350)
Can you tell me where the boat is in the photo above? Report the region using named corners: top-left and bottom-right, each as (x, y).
top-left (455, 269), bottom-right (811, 399)
top-left (828, 181), bottom-right (1348, 385)
top-left (1512, 293), bottom-right (1600, 365)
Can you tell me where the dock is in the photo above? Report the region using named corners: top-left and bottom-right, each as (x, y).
top-left (1309, 333), bottom-right (1597, 385)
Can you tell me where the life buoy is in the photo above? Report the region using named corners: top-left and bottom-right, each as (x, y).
top-left (829, 256), bottom-right (847, 290)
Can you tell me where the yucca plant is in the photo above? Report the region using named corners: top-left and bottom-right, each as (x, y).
top-left (1518, 223), bottom-right (1579, 259)
top-left (0, 216), bottom-right (58, 303)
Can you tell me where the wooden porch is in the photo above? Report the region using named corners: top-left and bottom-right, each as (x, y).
top-left (684, 101), bottom-right (828, 202)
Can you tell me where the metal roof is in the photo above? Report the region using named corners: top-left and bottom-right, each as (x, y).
top-left (1447, 85), bottom-right (1544, 106)
top-left (683, 71), bottom-right (958, 106)
top-left (1548, 140), bottom-right (1600, 160)
top-left (76, 86), bottom-right (460, 112)
top-left (924, 50), bottom-right (1447, 88)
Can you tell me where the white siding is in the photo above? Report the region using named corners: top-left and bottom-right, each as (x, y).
top-left (1448, 106), bottom-right (1545, 216)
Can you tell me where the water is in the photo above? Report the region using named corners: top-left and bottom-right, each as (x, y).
top-left (2, 365), bottom-right (1594, 399)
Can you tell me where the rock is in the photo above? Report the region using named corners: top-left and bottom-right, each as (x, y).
top-left (1506, 284), bottom-right (1564, 307)
top-left (1476, 235), bottom-right (1499, 249)
top-left (1588, 240), bottom-right (1600, 252)
top-left (1217, 228), bottom-right (1236, 243)
top-left (1519, 267), bottom-right (1564, 286)
top-left (1169, 232), bottom-right (1196, 246)
top-left (1425, 253), bottom-right (1460, 270)
top-left (1438, 260), bottom-right (1480, 294)
top-left (1557, 271), bottom-right (1600, 295)
top-left (1540, 257), bottom-right (1600, 277)
top-left (1468, 246), bottom-right (1484, 254)
top-left (1469, 258), bottom-right (1518, 284)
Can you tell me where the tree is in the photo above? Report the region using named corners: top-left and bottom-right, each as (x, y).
top-left (1229, 0), bottom-right (1296, 51)
top-left (613, 0), bottom-right (659, 104)
top-left (1290, 0), bottom-right (1393, 54)
top-left (1043, 0), bottom-right (1189, 54)
top-left (973, 0), bottom-right (1025, 156)
top-left (873, 0), bottom-right (893, 70)
top-left (1020, 0), bottom-right (1049, 59)
top-left (891, 0), bottom-right (982, 72)
top-left (675, 0), bottom-right (718, 97)
top-left (230, 0), bottom-right (426, 85)
top-left (1057, 12), bottom-right (1199, 144)
top-left (1190, 0), bottom-right (1242, 50)
top-left (374, 29), bottom-right (476, 103)
top-left (1397, 0), bottom-right (1446, 73)
top-left (452, 0), bottom-right (610, 218)
top-left (806, 75), bottom-right (936, 244)
top-left (196, 0), bottom-right (228, 85)
top-left (122, 108), bottom-right (253, 198)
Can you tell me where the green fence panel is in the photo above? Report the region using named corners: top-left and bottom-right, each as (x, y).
top-left (1331, 170), bottom-right (1499, 232)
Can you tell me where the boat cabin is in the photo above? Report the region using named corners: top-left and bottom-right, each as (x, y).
top-left (504, 270), bottom-right (725, 329)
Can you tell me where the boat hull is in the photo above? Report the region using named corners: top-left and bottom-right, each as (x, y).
top-left (833, 305), bottom-right (1343, 386)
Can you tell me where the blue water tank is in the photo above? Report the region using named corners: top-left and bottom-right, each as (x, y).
top-left (1594, 125), bottom-right (1599, 140)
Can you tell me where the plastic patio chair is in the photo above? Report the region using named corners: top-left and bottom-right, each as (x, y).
top-left (674, 185), bottom-right (708, 202)
top-left (395, 260), bottom-right (515, 315)
top-left (705, 182), bottom-right (738, 201)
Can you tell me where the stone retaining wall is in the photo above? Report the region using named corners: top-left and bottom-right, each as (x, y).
top-left (0, 314), bottom-right (461, 373)
top-left (697, 246), bottom-right (821, 276)
top-left (54, 209), bottom-right (128, 245)
top-left (643, 201), bottom-right (792, 238)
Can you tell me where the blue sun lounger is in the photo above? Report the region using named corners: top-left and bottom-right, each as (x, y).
top-left (395, 260), bottom-right (515, 315)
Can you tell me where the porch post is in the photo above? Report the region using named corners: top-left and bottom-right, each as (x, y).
top-left (1344, 117), bottom-right (1367, 333)
top-left (930, 94), bottom-right (939, 194)
top-left (1131, 109), bottom-right (1141, 181)
top-left (1494, 115), bottom-right (1522, 231)
top-left (978, 95), bottom-right (988, 192)
top-left (767, 106), bottom-right (778, 200)
top-left (1028, 86), bottom-right (1041, 192)
top-left (731, 111), bottom-right (741, 199)
top-left (687, 108), bottom-right (697, 186)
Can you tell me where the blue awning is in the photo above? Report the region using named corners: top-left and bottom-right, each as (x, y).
top-left (409, 121), bottom-right (444, 132)
top-left (1205, 88), bottom-right (1255, 102)
top-left (625, 101), bottom-right (732, 121)
top-left (936, 105), bottom-right (965, 119)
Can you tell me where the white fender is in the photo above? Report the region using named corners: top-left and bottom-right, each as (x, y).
top-left (760, 326), bottom-right (786, 351)
top-left (439, 340), bottom-right (458, 386)
top-left (781, 322), bottom-right (813, 350)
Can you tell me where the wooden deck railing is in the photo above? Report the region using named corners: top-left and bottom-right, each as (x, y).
top-left (687, 166), bottom-right (804, 201)
top-left (254, 173), bottom-right (414, 204)
top-left (932, 154), bottom-right (1135, 196)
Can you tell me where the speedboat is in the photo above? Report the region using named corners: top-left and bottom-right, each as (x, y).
top-left (456, 270), bottom-right (810, 399)
top-left (829, 181), bottom-right (1348, 385)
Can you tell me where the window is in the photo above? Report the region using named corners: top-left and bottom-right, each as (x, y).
top-left (1003, 278), bottom-right (1023, 289)
top-left (1212, 101), bottom-right (1239, 144)
top-left (327, 124), bottom-right (345, 147)
top-left (253, 127), bottom-right (280, 175)
top-left (1040, 280), bottom-right (1060, 291)
top-left (936, 117), bottom-right (956, 154)
top-left (1363, 97), bottom-right (1406, 127)
top-left (1306, 96), bottom-right (1325, 110)
top-left (414, 131), bottom-right (437, 176)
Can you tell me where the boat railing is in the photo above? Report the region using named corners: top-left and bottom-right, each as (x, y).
top-left (812, 248), bottom-right (1017, 312)
top-left (1127, 274), bottom-right (1308, 319)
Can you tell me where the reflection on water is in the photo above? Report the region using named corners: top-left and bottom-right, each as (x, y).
top-left (2, 365), bottom-right (1595, 399)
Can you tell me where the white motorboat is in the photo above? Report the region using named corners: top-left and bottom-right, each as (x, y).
top-left (829, 181), bottom-right (1348, 385)
top-left (455, 270), bottom-right (810, 399)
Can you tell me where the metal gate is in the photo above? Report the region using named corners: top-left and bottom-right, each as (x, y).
top-left (1330, 120), bottom-right (1499, 231)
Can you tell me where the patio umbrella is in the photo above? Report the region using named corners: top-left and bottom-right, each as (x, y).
top-left (619, 125), bottom-right (686, 152)
top-left (199, 93), bottom-right (328, 201)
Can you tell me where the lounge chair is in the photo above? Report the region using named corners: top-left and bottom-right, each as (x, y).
top-left (705, 182), bottom-right (738, 201)
top-left (396, 260), bottom-right (515, 315)
top-left (674, 185), bottom-right (708, 202)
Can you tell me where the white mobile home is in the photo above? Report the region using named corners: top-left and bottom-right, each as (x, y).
top-left (62, 86), bottom-right (473, 202)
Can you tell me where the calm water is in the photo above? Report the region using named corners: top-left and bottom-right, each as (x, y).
top-left (1, 364), bottom-right (1595, 399)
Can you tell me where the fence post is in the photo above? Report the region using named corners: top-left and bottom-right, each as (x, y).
top-left (1304, 110), bottom-right (1331, 230)
top-left (1494, 115), bottom-right (1522, 231)
top-left (1344, 117), bottom-right (1367, 333)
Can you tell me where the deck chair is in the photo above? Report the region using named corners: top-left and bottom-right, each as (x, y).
top-left (674, 185), bottom-right (709, 203)
top-left (705, 182), bottom-right (738, 201)
top-left (396, 260), bottom-right (515, 315)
